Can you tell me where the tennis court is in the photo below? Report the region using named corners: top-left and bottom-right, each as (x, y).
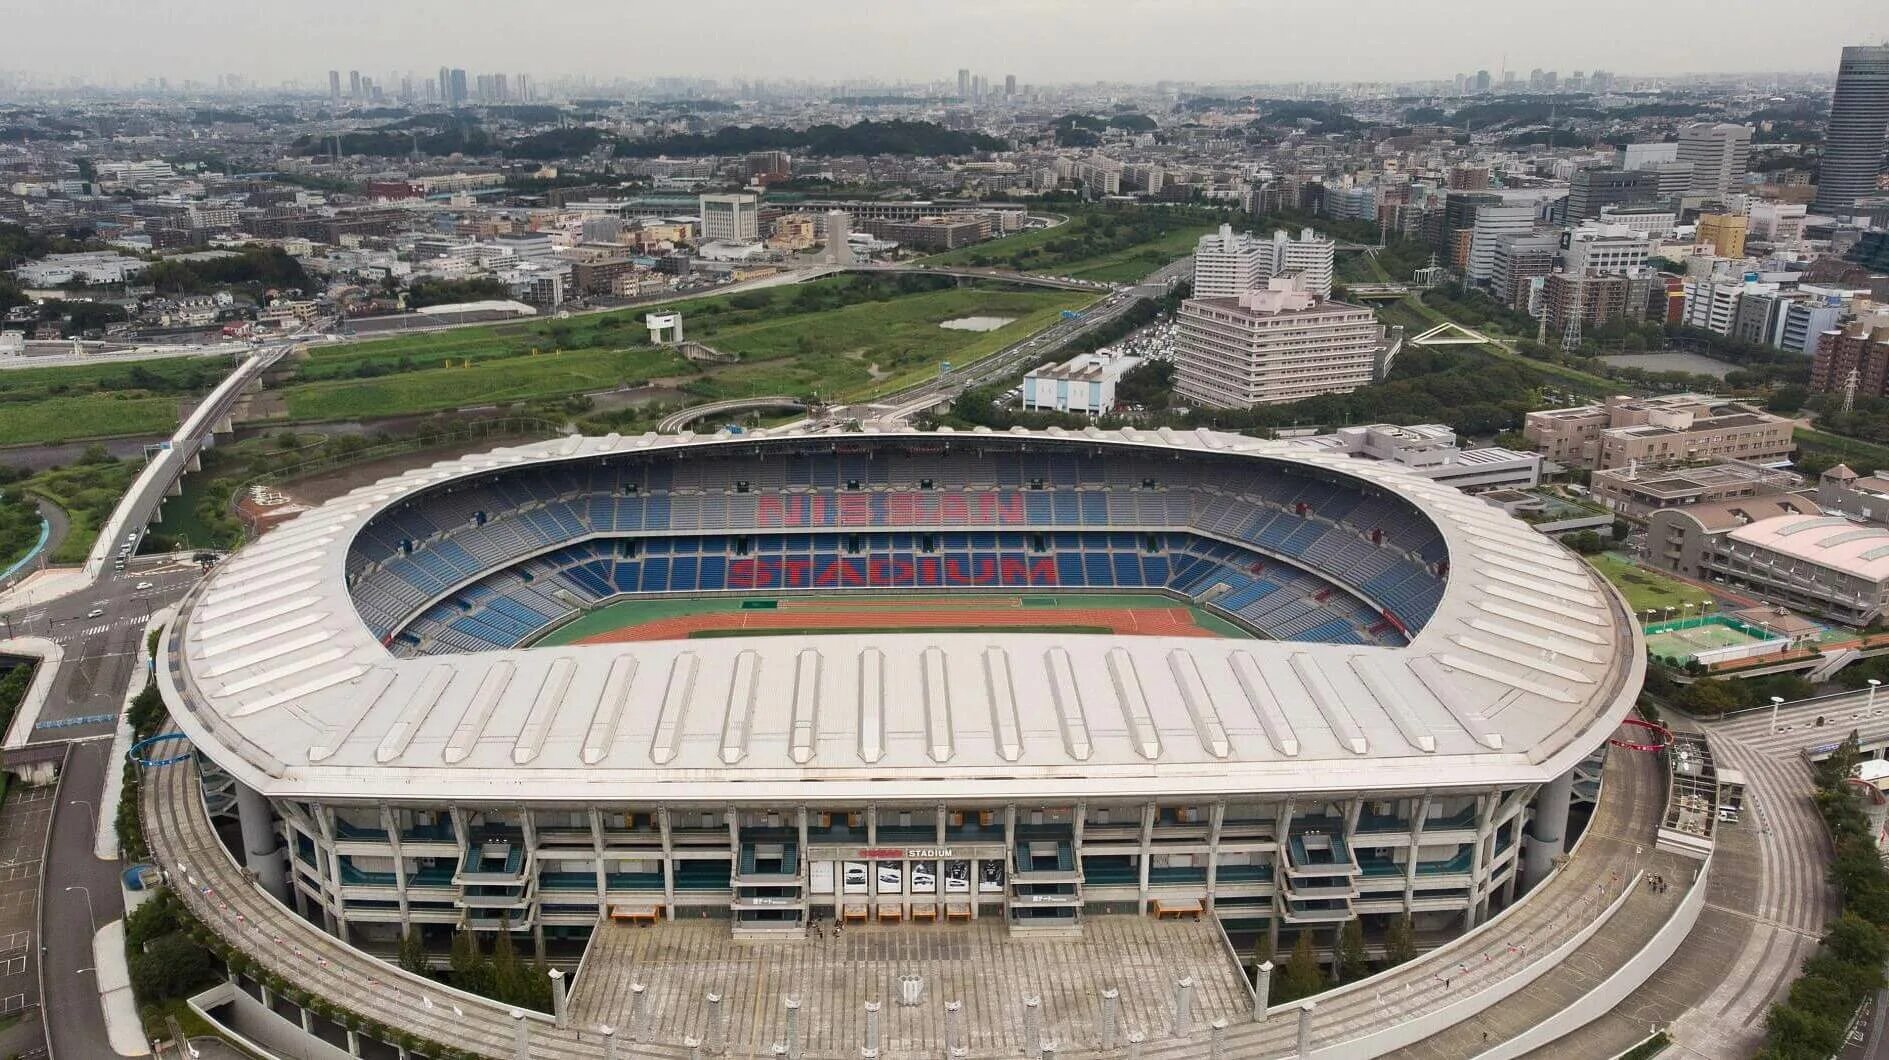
top-left (1643, 615), bottom-right (1779, 665)
top-left (536, 592), bottom-right (1252, 645)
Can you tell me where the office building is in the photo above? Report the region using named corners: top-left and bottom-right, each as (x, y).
top-left (1591, 460), bottom-right (1803, 521)
top-left (1447, 165), bottom-right (1491, 191)
top-left (1814, 45), bottom-right (1889, 216)
top-left (957, 68), bottom-right (970, 98)
top-left (328, 70), bottom-right (341, 101)
top-left (823, 210), bottom-right (854, 265)
top-left (1812, 306), bottom-right (1889, 397)
top-left (746, 151), bottom-right (791, 181)
top-left (348, 70), bottom-right (361, 99)
top-left (1618, 142), bottom-right (1679, 170)
top-left (1694, 213), bottom-right (1748, 258)
top-left (1682, 276), bottom-right (1776, 336)
top-left (1004, 74), bottom-right (1016, 98)
top-left (1675, 124), bottom-right (1753, 200)
top-left (1466, 206), bottom-right (1536, 284)
top-left (1774, 295), bottom-right (1845, 356)
top-left (1522, 394), bottom-right (1795, 471)
top-left (1596, 206), bottom-right (1677, 240)
top-left (1563, 223), bottom-right (1652, 275)
top-left (1021, 351), bottom-right (1141, 415)
top-left (1651, 162), bottom-right (1697, 202)
top-left (699, 192), bottom-right (761, 244)
top-left (449, 69), bottom-right (468, 107)
top-left (1175, 277), bottom-right (1393, 409)
top-left (1490, 232), bottom-right (1561, 310)
top-left (1565, 169), bottom-right (1660, 223)
top-left (1747, 202), bottom-right (1808, 245)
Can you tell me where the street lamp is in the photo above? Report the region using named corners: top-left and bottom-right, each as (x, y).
top-left (1770, 695), bottom-right (1786, 735)
top-left (66, 885), bottom-right (95, 931)
top-left (1870, 679), bottom-right (1882, 713)
top-left (70, 799), bottom-right (95, 843)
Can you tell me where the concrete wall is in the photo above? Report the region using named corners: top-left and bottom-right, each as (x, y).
top-left (1472, 861), bottom-right (1711, 1060)
top-left (189, 980), bottom-right (349, 1060)
top-left (0, 637), bottom-right (61, 752)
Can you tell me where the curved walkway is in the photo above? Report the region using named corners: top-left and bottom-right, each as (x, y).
top-left (147, 734), bottom-right (1681, 1059)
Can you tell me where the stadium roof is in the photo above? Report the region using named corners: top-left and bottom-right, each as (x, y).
top-left (1727, 514), bottom-right (1889, 580)
top-left (160, 427), bottom-right (1642, 803)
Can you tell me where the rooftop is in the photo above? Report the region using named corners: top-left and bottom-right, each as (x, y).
top-left (1727, 515), bottom-right (1889, 580)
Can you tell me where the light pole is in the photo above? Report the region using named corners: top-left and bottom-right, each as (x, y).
top-left (1770, 695), bottom-right (1786, 735)
top-left (66, 885), bottom-right (95, 932)
top-left (70, 799), bottom-right (96, 843)
top-left (1870, 679), bottom-right (1882, 713)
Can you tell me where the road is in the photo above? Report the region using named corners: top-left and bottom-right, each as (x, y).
top-left (41, 741), bottom-right (127, 1060)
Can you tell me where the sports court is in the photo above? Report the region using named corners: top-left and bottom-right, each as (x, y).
top-left (534, 592), bottom-right (1252, 646)
top-left (1642, 615), bottom-right (1779, 665)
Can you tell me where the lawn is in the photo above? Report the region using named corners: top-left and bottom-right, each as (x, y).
top-left (0, 392), bottom-right (185, 445)
top-left (280, 346), bottom-right (691, 421)
top-left (919, 207), bottom-right (1222, 283)
top-left (1061, 227), bottom-right (1216, 282)
top-left (1583, 552), bottom-right (1713, 615)
top-left (694, 286), bottom-right (1091, 401)
top-left (18, 457), bottom-right (140, 564)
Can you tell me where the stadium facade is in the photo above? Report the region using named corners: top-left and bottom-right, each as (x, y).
top-left (156, 428), bottom-right (1641, 955)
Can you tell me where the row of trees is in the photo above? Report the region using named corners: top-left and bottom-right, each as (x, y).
top-left (1271, 915), bottom-right (1420, 1004)
top-left (426, 923), bottom-right (555, 1012)
top-left (1759, 733), bottom-right (1889, 1057)
top-left (144, 245), bottom-right (311, 295)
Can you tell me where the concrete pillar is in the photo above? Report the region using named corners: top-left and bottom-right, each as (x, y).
top-left (1253, 960), bottom-right (1273, 1021)
top-left (601, 1025), bottom-right (617, 1060)
top-left (629, 981), bottom-right (646, 1040)
top-left (346, 1029), bottom-right (360, 1057)
top-left (1098, 988), bottom-right (1120, 1049)
top-left (234, 780), bottom-right (288, 901)
top-left (1126, 1031), bottom-right (1145, 1060)
top-left (299, 1006), bottom-right (312, 1033)
top-left (1022, 994), bottom-right (1041, 1046)
top-left (944, 999), bottom-right (963, 1055)
top-left (1523, 772), bottom-right (1573, 886)
top-left (1172, 976), bottom-right (1195, 1038)
top-left (686, 1036), bottom-right (702, 1060)
top-left (510, 1008), bottom-right (529, 1060)
top-left (1296, 1001), bottom-right (1315, 1059)
top-left (784, 997), bottom-right (802, 1060)
top-left (1210, 1019), bottom-right (1228, 1060)
top-left (549, 967), bottom-right (568, 1026)
top-left (864, 1000), bottom-right (881, 1052)
top-left (708, 991), bottom-right (726, 1052)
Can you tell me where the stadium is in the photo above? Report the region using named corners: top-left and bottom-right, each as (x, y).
top-left (153, 426), bottom-right (1641, 990)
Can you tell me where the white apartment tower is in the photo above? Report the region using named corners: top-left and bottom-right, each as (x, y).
top-left (1191, 225), bottom-right (1264, 299)
top-left (1192, 225), bottom-right (1335, 300)
top-left (698, 192), bottom-right (761, 244)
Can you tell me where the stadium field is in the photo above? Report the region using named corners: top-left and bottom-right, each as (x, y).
top-left (534, 592), bottom-right (1253, 646)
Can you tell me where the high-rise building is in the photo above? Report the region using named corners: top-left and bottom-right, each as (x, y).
top-left (449, 69), bottom-right (468, 107)
top-left (1257, 228), bottom-right (1336, 299)
top-left (1563, 169), bottom-right (1660, 223)
top-left (1474, 70), bottom-right (1492, 93)
top-left (348, 70), bottom-right (361, 99)
top-left (1617, 142), bottom-right (1678, 170)
top-left (1812, 306), bottom-right (1889, 396)
top-left (438, 67), bottom-right (450, 105)
top-left (823, 210), bottom-right (854, 265)
top-left (1563, 223), bottom-right (1652, 275)
top-left (1191, 225), bottom-right (1264, 299)
top-left (1175, 277), bottom-right (1393, 409)
top-left (699, 192), bottom-right (761, 243)
top-left (957, 69), bottom-right (970, 98)
top-left (1490, 232), bottom-right (1561, 310)
top-left (1814, 45), bottom-right (1889, 216)
top-left (328, 70), bottom-right (341, 101)
top-left (1674, 123), bottom-right (1752, 199)
top-left (1004, 74), bottom-right (1017, 98)
top-left (1465, 206), bottom-right (1536, 284)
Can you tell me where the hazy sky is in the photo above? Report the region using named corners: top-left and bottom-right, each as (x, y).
top-left (9, 0), bottom-right (1888, 86)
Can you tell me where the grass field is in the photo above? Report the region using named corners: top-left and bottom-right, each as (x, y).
top-left (280, 346), bottom-right (691, 421)
top-left (0, 392), bottom-right (186, 446)
top-left (535, 592), bottom-right (1251, 645)
top-left (1584, 553), bottom-right (1713, 615)
top-left (920, 217), bottom-right (1220, 282)
top-left (691, 286), bottom-right (1091, 402)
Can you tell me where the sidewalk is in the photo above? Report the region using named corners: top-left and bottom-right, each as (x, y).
top-left (92, 919), bottom-right (147, 1056)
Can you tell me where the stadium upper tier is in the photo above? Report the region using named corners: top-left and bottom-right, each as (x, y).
top-left (161, 428), bottom-right (1643, 803)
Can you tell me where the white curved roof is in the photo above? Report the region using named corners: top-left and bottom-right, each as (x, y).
top-left (160, 427), bottom-right (1643, 803)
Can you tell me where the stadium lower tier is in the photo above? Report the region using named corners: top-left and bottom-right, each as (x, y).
top-left (267, 786), bottom-right (1537, 944)
top-left (390, 530), bottom-right (1429, 655)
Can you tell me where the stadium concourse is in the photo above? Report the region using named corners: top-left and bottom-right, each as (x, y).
top-left (143, 426), bottom-right (1667, 1057)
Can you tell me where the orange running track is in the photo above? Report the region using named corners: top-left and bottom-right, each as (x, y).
top-left (572, 606), bottom-right (1217, 644)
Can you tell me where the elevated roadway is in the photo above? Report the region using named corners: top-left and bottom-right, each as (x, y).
top-left (655, 396), bottom-right (808, 434)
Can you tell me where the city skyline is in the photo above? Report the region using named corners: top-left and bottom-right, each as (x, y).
top-left (3, 0), bottom-right (1886, 87)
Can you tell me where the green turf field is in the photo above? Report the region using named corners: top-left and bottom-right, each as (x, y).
top-left (533, 592), bottom-right (1254, 645)
top-left (1644, 619), bottom-right (1772, 662)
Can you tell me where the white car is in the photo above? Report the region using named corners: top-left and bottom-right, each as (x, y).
top-left (135, 581), bottom-right (154, 590)
top-left (86, 608), bottom-right (105, 619)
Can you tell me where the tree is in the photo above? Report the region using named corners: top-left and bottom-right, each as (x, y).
top-left (398, 927), bottom-right (430, 975)
top-left (1336, 919), bottom-right (1370, 983)
top-left (1278, 930), bottom-right (1326, 1003)
top-left (129, 933), bottom-right (216, 1001)
top-left (1383, 913), bottom-right (1417, 967)
top-left (449, 929), bottom-right (491, 996)
top-left (490, 921), bottom-right (528, 1005)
